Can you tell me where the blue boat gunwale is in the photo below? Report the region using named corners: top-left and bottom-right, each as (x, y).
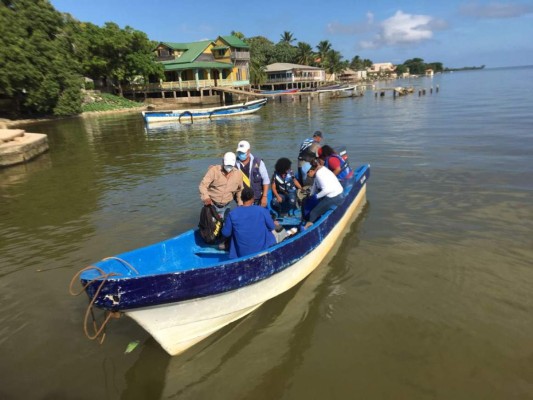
top-left (142, 98), bottom-right (267, 120)
top-left (81, 164), bottom-right (370, 311)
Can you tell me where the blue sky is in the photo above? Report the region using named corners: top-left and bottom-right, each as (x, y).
top-left (50, 0), bottom-right (533, 68)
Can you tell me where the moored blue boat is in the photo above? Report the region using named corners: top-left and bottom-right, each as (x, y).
top-left (142, 98), bottom-right (267, 123)
top-left (74, 164), bottom-right (370, 355)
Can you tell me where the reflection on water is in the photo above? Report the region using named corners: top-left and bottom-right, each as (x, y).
top-left (143, 114), bottom-right (262, 135)
top-left (121, 204), bottom-right (368, 399)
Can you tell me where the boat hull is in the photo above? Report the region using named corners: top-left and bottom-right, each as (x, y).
top-left (126, 184), bottom-right (367, 355)
top-left (79, 165), bottom-right (370, 355)
top-left (142, 98), bottom-right (267, 123)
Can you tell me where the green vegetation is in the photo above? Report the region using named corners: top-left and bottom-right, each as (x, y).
top-left (81, 93), bottom-right (142, 113)
top-left (0, 0), bottom-right (449, 118)
top-left (0, 0), bottom-right (162, 118)
top-left (444, 65), bottom-right (485, 72)
top-left (396, 58), bottom-right (444, 75)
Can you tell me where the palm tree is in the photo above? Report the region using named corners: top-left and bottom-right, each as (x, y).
top-left (280, 31), bottom-right (296, 44)
top-left (296, 42), bottom-right (314, 65)
top-left (316, 40), bottom-right (332, 67)
top-left (250, 57), bottom-right (267, 87)
top-left (324, 50), bottom-right (346, 80)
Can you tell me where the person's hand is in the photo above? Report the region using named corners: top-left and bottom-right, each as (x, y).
top-left (276, 195), bottom-right (283, 203)
top-left (203, 198), bottom-right (213, 206)
top-left (261, 196), bottom-right (267, 207)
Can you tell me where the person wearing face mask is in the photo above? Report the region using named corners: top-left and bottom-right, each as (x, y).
top-left (235, 140), bottom-right (270, 207)
top-left (199, 152), bottom-right (243, 219)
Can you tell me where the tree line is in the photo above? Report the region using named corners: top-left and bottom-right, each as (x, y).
top-left (237, 30), bottom-right (373, 86)
top-left (0, 0), bottom-right (162, 116)
top-left (0, 1), bottom-right (444, 117)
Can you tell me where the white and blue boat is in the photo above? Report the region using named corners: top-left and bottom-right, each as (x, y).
top-left (142, 98), bottom-right (267, 123)
top-left (73, 164), bottom-right (370, 356)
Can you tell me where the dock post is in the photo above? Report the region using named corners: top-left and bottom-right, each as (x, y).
top-left (436, 85), bottom-right (439, 93)
top-left (430, 87), bottom-right (433, 94)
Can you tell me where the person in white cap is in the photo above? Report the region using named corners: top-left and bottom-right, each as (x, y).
top-left (235, 140), bottom-right (270, 207)
top-left (199, 152), bottom-right (243, 218)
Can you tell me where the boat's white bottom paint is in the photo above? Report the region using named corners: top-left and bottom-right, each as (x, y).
top-left (144, 106), bottom-right (263, 123)
top-left (127, 184), bottom-right (367, 355)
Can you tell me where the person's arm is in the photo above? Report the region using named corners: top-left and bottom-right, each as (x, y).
top-left (259, 161), bottom-right (270, 207)
top-left (261, 184), bottom-right (269, 207)
top-left (199, 167), bottom-right (214, 205)
top-left (221, 213), bottom-right (233, 238)
top-left (328, 157), bottom-right (342, 176)
top-left (293, 177), bottom-right (302, 190)
top-left (271, 180), bottom-right (282, 203)
top-left (236, 178), bottom-right (243, 206)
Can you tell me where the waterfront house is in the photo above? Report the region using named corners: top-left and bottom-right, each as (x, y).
top-left (262, 63), bottom-right (326, 91)
top-left (425, 68), bottom-right (434, 76)
top-left (338, 68), bottom-right (367, 83)
top-left (124, 35), bottom-right (251, 105)
top-left (367, 62), bottom-right (396, 73)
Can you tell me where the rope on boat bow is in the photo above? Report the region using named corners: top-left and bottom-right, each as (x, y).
top-left (69, 265), bottom-right (121, 344)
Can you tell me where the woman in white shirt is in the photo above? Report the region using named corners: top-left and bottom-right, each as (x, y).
top-left (303, 163), bottom-right (344, 229)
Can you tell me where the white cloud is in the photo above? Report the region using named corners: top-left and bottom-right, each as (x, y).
top-left (460, 2), bottom-right (533, 19)
top-left (360, 10), bottom-right (447, 49)
top-left (327, 12), bottom-right (375, 35)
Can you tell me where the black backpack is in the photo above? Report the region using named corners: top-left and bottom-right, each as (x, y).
top-left (198, 205), bottom-right (223, 244)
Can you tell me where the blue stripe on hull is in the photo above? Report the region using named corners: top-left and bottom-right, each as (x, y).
top-left (143, 99), bottom-right (267, 122)
top-left (82, 165), bottom-right (370, 311)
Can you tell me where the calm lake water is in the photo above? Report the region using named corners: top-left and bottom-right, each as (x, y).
top-left (1, 66), bottom-right (532, 399)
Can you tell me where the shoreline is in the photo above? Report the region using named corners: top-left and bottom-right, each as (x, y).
top-left (0, 106), bottom-right (148, 128)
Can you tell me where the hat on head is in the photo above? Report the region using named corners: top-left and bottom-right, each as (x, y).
top-left (223, 152), bottom-right (236, 166)
top-left (236, 140), bottom-right (250, 153)
top-left (313, 131), bottom-right (323, 138)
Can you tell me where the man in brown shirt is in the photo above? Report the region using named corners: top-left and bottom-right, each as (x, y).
top-left (199, 152), bottom-right (243, 217)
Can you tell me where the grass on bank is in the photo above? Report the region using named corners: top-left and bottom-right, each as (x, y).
top-left (82, 93), bottom-right (143, 113)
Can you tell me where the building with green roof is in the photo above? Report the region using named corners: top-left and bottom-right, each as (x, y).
top-left (153, 35), bottom-right (250, 89)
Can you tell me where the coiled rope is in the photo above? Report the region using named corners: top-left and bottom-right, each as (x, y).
top-left (69, 265), bottom-right (121, 344)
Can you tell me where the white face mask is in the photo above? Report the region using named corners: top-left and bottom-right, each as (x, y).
top-left (223, 165), bottom-right (233, 172)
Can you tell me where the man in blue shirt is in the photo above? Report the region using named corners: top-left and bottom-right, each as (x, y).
top-left (221, 187), bottom-right (277, 258)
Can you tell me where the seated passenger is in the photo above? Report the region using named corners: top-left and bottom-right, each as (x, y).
top-left (318, 145), bottom-right (353, 186)
top-left (302, 162), bottom-right (344, 229)
top-left (222, 187), bottom-right (292, 258)
top-left (271, 158), bottom-right (303, 217)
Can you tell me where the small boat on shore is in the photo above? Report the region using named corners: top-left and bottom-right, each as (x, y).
top-left (142, 98), bottom-right (267, 123)
top-left (71, 164), bottom-right (370, 356)
top-left (317, 84), bottom-right (358, 98)
top-left (257, 89), bottom-right (299, 95)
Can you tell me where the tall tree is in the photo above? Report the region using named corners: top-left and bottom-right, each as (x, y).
top-left (316, 40), bottom-right (332, 66)
top-left (296, 42), bottom-right (315, 66)
top-left (280, 31), bottom-right (296, 44)
top-left (246, 36), bottom-right (275, 85)
top-left (0, 0), bottom-right (82, 115)
top-left (403, 58), bottom-right (426, 75)
top-left (71, 22), bottom-right (163, 95)
top-left (324, 50), bottom-right (346, 78)
top-left (273, 41), bottom-right (298, 63)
